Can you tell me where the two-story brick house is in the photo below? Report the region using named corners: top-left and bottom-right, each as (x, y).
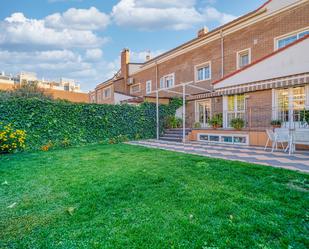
top-left (91, 0), bottom-right (309, 146)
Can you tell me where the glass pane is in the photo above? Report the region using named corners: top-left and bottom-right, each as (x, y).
top-left (200, 135), bottom-right (209, 141)
top-left (209, 135), bottom-right (219, 142)
top-left (293, 87), bottom-right (305, 122)
top-left (237, 95), bottom-right (245, 111)
top-left (221, 136), bottom-right (233, 143)
top-left (160, 78), bottom-right (164, 88)
top-left (278, 35), bottom-right (297, 49)
top-left (198, 103), bottom-right (204, 123)
top-left (277, 89), bottom-right (289, 122)
top-left (198, 68), bottom-right (203, 81)
top-left (228, 96), bottom-right (235, 111)
top-left (234, 136), bottom-right (247, 144)
top-left (204, 67), bottom-right (210, 79)
top-left (293, 87), bottom-right (305, 110)
top-left (298, 30), bottom-right (309, 39)
top-left (240, 54), bottom-right (249, 67)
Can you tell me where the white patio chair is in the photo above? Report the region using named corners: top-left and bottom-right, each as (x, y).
top-left (264, 129), bottom-right (289, 152)
top-left (289, 130), bottom-right (309, 154)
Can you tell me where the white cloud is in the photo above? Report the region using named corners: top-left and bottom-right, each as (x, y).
top-left (45, 7), bottom-right (110, 30)
top-left (111, 0), bottom-right (236, 30)
top-left (201, 7), bottom-right (237, 25)
top-left (0, 48), bottom-right (109, 90)
top-left (135, 0), bottom-right (196, 8)
top-left (130, 50), bottom-right (165, 63)
top-left (112, 0), bottom-right (202, 30)
top-left (0, 12), bottom-right (107, 49)
top-left (85, 48), bottom-right (103, 61)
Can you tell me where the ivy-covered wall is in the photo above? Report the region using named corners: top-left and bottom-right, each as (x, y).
top-left (0, 98), bottom-right (181, 150)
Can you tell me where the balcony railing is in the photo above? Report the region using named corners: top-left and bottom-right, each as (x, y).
top-left (186, 107), bottom-right (309, 130)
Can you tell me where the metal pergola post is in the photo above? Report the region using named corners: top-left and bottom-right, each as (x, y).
top-left (182, 85), bottom-right (186, 143)
top-left (152, 81), bottom-right (212, 143)
top-left (156, 90), bottom-right (159, 140)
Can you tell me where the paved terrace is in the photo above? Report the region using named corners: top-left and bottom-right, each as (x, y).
top-left (128, 140), bottom-right (309, 173)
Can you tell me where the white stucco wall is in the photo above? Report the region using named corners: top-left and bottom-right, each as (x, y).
top-left (114, 93), bottom-right (134, 104)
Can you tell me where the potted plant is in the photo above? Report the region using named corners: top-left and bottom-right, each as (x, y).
top-left (230, 118), bottom-right (245, 130)
top-left (193, 122), bottom-right (201, 129)
top-left (270, 120), bottom-right (282, 129)
top-left (164, 116), bottom-right (182, 129)
top-left (209, 114), bottom-right (223, 129)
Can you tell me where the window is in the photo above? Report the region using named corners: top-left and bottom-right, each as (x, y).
top-left (275, 87), bottom-right (306, 126)
top-left (196, 100), bottom-right (211, 128)
top-left (226, 94), bottom-right (245, 127)
top-left (146, 80), bottom-right (152, 94)
top-left (198, 133), bottom-right (248, 145)
top-left (160, 74), bottom-right (174, 89)
top-left (195, 62), bottom-right (211, 82)
top-left (103, 87), bottom-right (111, 99)
top-left (130, 83), bottom-right (140, 94)
top-left (237, 49), bottom-right (251, 69)
top-left (276, 29), bottom-right (309, 49)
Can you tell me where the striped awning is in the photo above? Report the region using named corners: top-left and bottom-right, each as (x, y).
top-left (188, 73), bottom-right (309, 100)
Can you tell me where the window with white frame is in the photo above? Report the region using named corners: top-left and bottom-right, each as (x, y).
top-left (160, 74), bottom-right (174, 89)
top-left (195, 62), bottom-right (211, 82)
top-left (146, 80), bottom-right (152, 94)
top-left (237, 49), bottom-right (251, 69)
top-left (224, 94), bottom-right (245, 127)
top-left (274, 86), bottom-right (307, 126)
top-left (103, 87), bottom-right (111, 99)
top-left (130, 83), bottom-right (140, 94)
top-left (276, 29), bottom-right (309, 50)
top-left (196, 100), bottom-right (211, 128)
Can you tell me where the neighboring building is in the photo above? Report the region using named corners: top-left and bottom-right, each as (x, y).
top-left (0, 72), bottom-right (15, 90)
top-left (91, 0), bottom-right (309, 146)
top-left (0, 71), bottom-right (88, 103)
top-left (15, 71), bottom-right (37, 84)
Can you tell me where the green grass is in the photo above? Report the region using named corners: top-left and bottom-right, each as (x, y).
top-left (0, 144), bottom-right (308, 249)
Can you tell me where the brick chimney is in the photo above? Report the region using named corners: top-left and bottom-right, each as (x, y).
top-left (145, 54), bottom-right (151, 61)
top-left (197, 27), bottom-right (209, 38)
top-left (121, 48), bottom-right (130, 79)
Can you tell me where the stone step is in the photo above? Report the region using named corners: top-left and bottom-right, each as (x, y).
top-left (160, 137), bottom-right (182, 142)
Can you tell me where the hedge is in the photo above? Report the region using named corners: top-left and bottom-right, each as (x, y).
top-left (0, 98), bottom-right (182, 150)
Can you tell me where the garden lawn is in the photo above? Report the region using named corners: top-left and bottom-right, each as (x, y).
top-left (0, 144), bottom-right (308, 249)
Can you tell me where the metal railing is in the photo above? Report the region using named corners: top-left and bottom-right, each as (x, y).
top-left (186, 107), bottom-right (309, 130)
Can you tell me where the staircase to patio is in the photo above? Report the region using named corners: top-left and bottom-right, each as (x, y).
top-left (160, 128), bottom-right (192, 142)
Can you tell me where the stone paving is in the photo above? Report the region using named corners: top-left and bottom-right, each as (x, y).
top-left (128, 139), bottom-right (309, 173)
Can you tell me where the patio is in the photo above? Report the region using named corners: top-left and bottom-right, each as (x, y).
top-left (128, 139), bottom-right (309, 173)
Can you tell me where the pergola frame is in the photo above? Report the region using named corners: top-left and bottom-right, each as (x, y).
top-left (155, 81), bottom-right (212, 143)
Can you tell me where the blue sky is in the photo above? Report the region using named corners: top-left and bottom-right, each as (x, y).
top-left (0, 0), bottom-right (265, 91)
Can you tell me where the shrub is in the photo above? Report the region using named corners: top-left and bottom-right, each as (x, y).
top-left (270, 120), bottom-right (282, 126)
top-left (164, 115), bottom-right (182, 129)
top-left (193, 122), bottom-right (201, 129)
top-left (0, 123), bottom-right (26, 154)
top-left (230, 118), bottom-right (245, 130)
top-left (209, 114), bottom-right (223, 129)
top-left (41, 141), bottom-right (53, 152)
top-left (0, 98), bottom-right (181, 151)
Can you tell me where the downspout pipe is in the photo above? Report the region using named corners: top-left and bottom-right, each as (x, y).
top-left (220, 29), bottom-right (224, 78)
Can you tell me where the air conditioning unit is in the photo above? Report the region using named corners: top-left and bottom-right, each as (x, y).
top-left (127, 77), bottom-right (134, 85)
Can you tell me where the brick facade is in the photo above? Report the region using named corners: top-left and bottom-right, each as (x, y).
top-left (91, 0), bottom-right (309, 132)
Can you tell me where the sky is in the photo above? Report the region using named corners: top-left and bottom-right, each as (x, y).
top-left (0, 0), bottom-right (265, 91)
